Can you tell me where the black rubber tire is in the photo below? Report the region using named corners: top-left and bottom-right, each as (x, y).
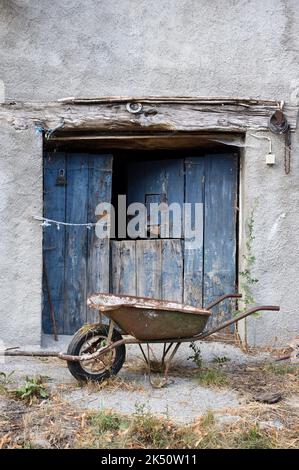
top-left (66, 325), bottom-right (126, 383)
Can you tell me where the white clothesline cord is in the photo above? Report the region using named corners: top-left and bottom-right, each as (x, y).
top-left (33, 216), bottom-right (97, 230)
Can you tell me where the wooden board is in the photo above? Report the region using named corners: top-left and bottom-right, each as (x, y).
top-left (136, 240), bottom-right (162, 298)
top-left (2, 99), bottom-right (297, 135)
top-left (203, 154), bottom-right (238, 327)
top-left (161, 239), bottom-right (183, 302)
top-left (42, 152), bottom-right (66, 334)
top-left (64, 153), bottom-right (89, 334)
top-left (86, 154), bottom-right (113, 323)
top-left (183, 157), bottom-right (205, 307)
top-left (111, 240), bottom-right (136, 295)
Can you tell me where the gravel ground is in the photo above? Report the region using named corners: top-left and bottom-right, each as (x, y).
top-left (0, 340), bottom-right (271, 424)
top-left (64, 376), bottom-right (242, 423)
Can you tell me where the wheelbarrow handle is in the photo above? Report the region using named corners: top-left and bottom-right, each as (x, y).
top-left (199, 305), bottom-right (280, 339)
top-left (206, 293), bottom-right (242, 310)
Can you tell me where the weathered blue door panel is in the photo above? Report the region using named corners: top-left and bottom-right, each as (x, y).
top-left (64, 154), bottom-right (89, 334)
top-left (184, 157), bottom-right (205, 307)
top-left (43, 152), bottom-right (66, 334)
top-left (87, 154), bottom-right (113, 323)
top-left (43, 152), bottom-right (113, 335)
top-left (161, 239), bottom-right (183, 303)
top-left (128, 159), bottom-right (184, 206)
top-left (203, 154), bottom-right (238, 325)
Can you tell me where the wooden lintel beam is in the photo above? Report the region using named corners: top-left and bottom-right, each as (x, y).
top-left (0, 99), bottom-right (297, 133)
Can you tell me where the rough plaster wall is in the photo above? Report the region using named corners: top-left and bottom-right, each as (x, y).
top-left (241, 129), bottom-right (299, 347)
top-left (0, 0), bottom-right (298, 101)
top-left (0, 124), bottom-right (42, 347)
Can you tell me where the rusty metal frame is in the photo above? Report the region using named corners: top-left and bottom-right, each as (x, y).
top-left (205, 293), bottom-right (242, 310)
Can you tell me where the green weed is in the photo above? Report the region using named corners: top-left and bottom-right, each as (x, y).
top-left (13, 376), bottom-right (49, 403)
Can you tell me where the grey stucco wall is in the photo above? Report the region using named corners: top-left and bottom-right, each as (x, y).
top-left (0, 0), bottom-right (298, 101)
top-left (0, 124), bottom-right (42, 347)
top-left (0, 0), bottom-right (298, 347)
top-left (241, 130), bottom-right (299, 347)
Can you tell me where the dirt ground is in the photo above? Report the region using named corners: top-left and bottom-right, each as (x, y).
top-left (0, 339), bottom-right (298, 449)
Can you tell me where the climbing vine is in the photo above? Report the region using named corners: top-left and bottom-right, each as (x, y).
top-left (236, 201), bottom-right (259, 315)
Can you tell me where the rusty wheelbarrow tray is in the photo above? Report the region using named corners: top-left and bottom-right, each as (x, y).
top-left (59, 293), bottom-right (280, 387)
top-left (87, 293), bottom-right (212, 341)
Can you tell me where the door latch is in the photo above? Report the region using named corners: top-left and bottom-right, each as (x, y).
top-left (56, 169), bottom-right (67, 186)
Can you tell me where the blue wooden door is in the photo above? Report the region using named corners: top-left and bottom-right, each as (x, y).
top-left (43, 152), bottom-right (113, 334)
top-left (203, 155), bottom-right (238, 326)
top-left (112, 153), bottom-right (237, 326)
top-left (44, 152), bottom-right (237, 334)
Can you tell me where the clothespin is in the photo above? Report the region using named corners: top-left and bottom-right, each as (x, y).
top-left (41, 220), bottom-right (51, 227)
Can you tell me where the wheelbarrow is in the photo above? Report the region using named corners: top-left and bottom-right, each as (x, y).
top-left (59, 293), bottom-right (280, 387)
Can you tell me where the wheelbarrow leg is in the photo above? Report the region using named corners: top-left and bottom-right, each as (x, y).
top-left (138, 344), bottom-right (149, 365)
top-left (107, 319), bottom-right (114, 344)
top-left (146, 342), bottom-right (181, 389)
top-left (162, 343), bottom-right (174, 366)
top-left (163, 342), bottom-right (181, 383)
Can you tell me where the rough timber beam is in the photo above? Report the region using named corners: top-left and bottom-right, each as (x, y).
top-left (0, 97), bottom-right (297, 135)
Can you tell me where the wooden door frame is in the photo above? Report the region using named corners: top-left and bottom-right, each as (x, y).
top-left (36, 96), bottom-right (296, 340)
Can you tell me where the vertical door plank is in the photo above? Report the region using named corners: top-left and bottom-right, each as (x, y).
top-left (161, 239), bottom-right (183, 302)
top-left (64, 154), bottom-right (89, 334)
top-left (43, 152), bottom-right (66, 334)
top-left (161, 159), bottom-right (184, 237)
top-left (183, 157), bottom-right (205, 307)
top-left (110, 241), bottom-right (122, 295)
top-left (136, 240), bottom-right (162, 298)
top-left (111, 240), bottom-right (136, 295)
top-left (87, 154), bottom-right (113, 323)
top-left (203, 154), bottom-right (238, 327)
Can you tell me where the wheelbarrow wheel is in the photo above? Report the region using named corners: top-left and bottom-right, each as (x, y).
top-left (66, 325), bottom-right (126, 383)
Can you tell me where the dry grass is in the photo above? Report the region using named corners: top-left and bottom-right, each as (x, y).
top-left (72, 402), bottom-right (299, 449)
top-left (226, 362), bottom-right (299, 398)
top-left (125, 353), bottom-right (299, 397)
top-left (55, 374), bottom-right (145, 395)
top-left (0, 390), bottom-right (298, 449)
top-left (77, 376), bottom-right (145, 393)
top-left (213, 401), bottom-right (299, 449)
top-left (0, 357), bottom-right (298, 449)
top-left (0, 396), bottom-right (85, 449)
